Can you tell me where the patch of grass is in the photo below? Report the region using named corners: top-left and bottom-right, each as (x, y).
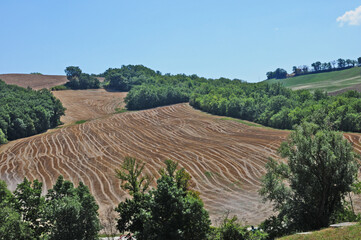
top-left (279, 223), bottom-right (361, 240)
top-left (265, 67), bottom-right (361, 92)
top-left (219, 117), bottom-right (263, 127)
top-left (75, 120), bottom-right (87, 124)
top-left (114, 108), bottom-right (128, 114)
top-left (204, 171), bottom-right (213, 178)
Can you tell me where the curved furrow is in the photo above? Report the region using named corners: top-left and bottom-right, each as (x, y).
top-left (0, 103), bottom-right (294, 224)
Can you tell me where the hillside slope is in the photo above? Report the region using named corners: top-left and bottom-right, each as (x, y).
top-left (0, 103), bottom-right (289, 224)
top-left (265, 67), bottom-right (361, 93)
top-left (0, 73), bottom-right (68, 89)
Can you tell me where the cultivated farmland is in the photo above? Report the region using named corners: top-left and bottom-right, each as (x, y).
top-left (0, 74), bottom-right (69, 89)
top-left (1, 82), bottom-right (361, 225)
top-left (0, 102), bottom-right (290, 224)
top-left (52, 89), bottom-right (127, 124)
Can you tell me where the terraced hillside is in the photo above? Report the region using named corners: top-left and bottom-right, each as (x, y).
top-left (0, 103), bottom-right (291, 224)
top-left (266, 67), bottom-right (361, 93)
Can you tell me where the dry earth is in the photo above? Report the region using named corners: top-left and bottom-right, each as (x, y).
top-left (0, 101), bottom-right (290, 224)
top-left (0, 73), bottom-right (105, 90)
top-left (1, 77), bottom-right (361, 225)
top-left (52, 89), bottom-right (127, 124)
top-left (0, 74), bottom-right (69, 89)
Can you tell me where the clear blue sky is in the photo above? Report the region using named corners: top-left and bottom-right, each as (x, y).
top-left (1, 0), bottom-right (360, 82)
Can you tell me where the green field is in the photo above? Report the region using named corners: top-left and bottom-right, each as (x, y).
top-left (279, 223), bottom-right (361, 240)
top-left (265, 67), bottom-right (361, 93)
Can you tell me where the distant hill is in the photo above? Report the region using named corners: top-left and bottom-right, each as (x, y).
top-left (0, 73), bottom-right (105, 90)
top-left (0, 73), bottom-right (68, 90)
top-left (265, 67), bottom-right (361, 93)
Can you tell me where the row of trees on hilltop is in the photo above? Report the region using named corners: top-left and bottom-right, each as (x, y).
top-left (267, 56), bottom-right (361, 79)
top-left (1, 122), bottom-right (359, 239)
top-left (106, 65), bottom-right (361, 133)
top-left (64, 66), bottom-right (100, 89)
top-left (0, 80), bottom-right (65, 144)
top-left (190, 81), bottom-right (361, 132)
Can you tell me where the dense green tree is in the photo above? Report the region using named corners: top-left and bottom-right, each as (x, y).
top-left (46, 176), bottom-right (100, 240)
top-left (14, 178), bottom-right (47, 238)
top-left (0, 129), bottom-right (7, 144)
top-left (311, 61), bottom-right (321, 72)
top-left (259, 123), bottom-right (359, 237)
top-left (358, 57), bottom-right (361, 66)
top-left (0, 80), bottom-right (65, 142)
top-left (0, 180), bottom-right (33, 239)
top-left (65, 66), bottom-right (82, 80)
top-left (64, 67), bottom-right (100, 89)
top-left (115, 158), bottom-right (211, 240)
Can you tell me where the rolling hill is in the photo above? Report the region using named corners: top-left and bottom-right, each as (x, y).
top-left (2, 73), bottom-right (361, 226)
top-left (265, 67), bottom-right (361, 93)
top-left (0, 73), bottom-right (69, 89)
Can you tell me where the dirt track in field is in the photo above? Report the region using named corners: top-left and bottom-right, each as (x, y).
top-left (52, 89), bottom-right (127, 125)
top-left (0, 102), bottom-right (291, 224)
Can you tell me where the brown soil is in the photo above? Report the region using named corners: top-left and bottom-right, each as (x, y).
top-left (52, 89), bottom-right (127, 125)
top-left (0, 74), bottom-right (69, 89)
top-left (1, 92), bottom-right (361, 225)
top-left (0, 74), bottom-right (105, 90)
top-left (0, 103), bottom-right (289, 224)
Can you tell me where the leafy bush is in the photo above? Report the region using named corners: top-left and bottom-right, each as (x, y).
top-left (50, 85), bottom-right (68, 91)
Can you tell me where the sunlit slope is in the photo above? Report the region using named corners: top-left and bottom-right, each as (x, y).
top-left (265, 67), bottom-right (361, 93)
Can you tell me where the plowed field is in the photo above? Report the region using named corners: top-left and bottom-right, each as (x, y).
top-left (0, 74), bottom-right (68, 89)
top-left (0, 103), bottom-right (290, 223)
top-left (1, 96), bottom-right (361, 224)
top-left (52, 89), bottom-right (127, 124)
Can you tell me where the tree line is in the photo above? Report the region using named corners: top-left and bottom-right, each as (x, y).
top-left (108, 65), bottom-right (361, 133)
top-left (266, 56), bottom-right (361, 79)
top-left (0, 80), bottom-right (65, 144)
top-left (190, 81), bottom-right (361, 132)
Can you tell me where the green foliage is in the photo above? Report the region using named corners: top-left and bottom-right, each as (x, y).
top-left (259, 123), bottom-right (359, 237)
top-left (75, 120), bottom-right (87, 124)
top-left (65, 66), bottom-right (82, 80)
top-left (30, 72), bottom-right (42, 75)
top-left (115, 158), bottom-right (211, 240)
top-left (0, 128), bottom-right (7, 144)
top-left (266, 68), bottom-right (288, 79)
top-left (50, 85), bottom-right (68, 91)
top-left (115, 156), bottom-right (152, 195)
top-left (190, 80), bottom-right (361, 132)
top-left (125, 84), bottom-right (190, 110)
top-left (208, 215), bottom-right (268, 240)
top-left (64, 66), bottom-right (100, 89)
top-left (14, 178), bottom-right (47, 238)
top-left (0, 177), bottom-right (100, 239)
top-left (0, 80), bottom-right (65, 143)
top-left (46, 177), bottom-right (100, 240)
